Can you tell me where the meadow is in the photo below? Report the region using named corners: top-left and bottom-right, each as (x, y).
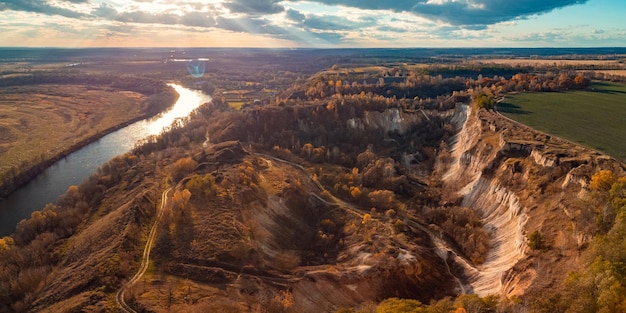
top-left (498, 82), bottom-right (626, 161)
top-left (0, 84), bottom-right (147, 186)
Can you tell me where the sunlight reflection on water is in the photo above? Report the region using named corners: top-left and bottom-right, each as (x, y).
top-left (0, 84), bottom-right (211, 236)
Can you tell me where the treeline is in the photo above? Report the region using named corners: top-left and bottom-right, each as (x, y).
top-left (291, 74), bottom-right (467, 101)
top-left (289, 70), bottom-right (590, 105)
top-left (0, 71), bottom-right (168, 94)
top-left (584, 70), bottom-right (626, 84)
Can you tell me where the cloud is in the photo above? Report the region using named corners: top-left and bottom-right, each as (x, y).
top-left (377, 26), bottom-right (409, 33)
top-left (0, 0), bottom-right (85, 18)
top-left (116, 10), bottom-right (180, 25)
top-left (291, 0), bottom-right (588, 26)
top-left (91, 4), bottom-right (217, 29)
top-left (92, 3), bottom-right (117, 19)
top-left (302, 14), bottom-right (374, 31)
top-left (413, 0), bottom-right (588, 26)
top-left (216, 16), bottom-right (288, 35)
top-left (288, 0), bottom-right (418, 11)
top-left (180, 11), bottom-right (215, 28)
top-left (223, 0), bottom-right (284, 15)
top-left (285, 9), bottom-right (305, 22)
top-left (509, 31), bottom-right (568, 42)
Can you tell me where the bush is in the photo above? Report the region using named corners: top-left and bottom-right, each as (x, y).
top-left (528, 230), bottom-right (544, 250)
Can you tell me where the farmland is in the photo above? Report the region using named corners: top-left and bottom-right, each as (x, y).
top-left (498, 82), bottom-right (626, 161)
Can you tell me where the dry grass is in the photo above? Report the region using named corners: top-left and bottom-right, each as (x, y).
top-left (469, 59), bottom-right (622, 67)
top-left (130, 274), bottom-right (243, 313)
top-left (228, 101), bottom-right (246, 110)
top-left (591, 70), bottom-right (626, 77)
top-left (0, 84), bottom-right (147, 177)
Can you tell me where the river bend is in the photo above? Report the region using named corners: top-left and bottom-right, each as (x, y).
top-left (0, 84), bottom-right (210, 236)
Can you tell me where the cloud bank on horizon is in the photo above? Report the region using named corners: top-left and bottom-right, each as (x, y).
top-left (0, 0), bottom-right (624, 47)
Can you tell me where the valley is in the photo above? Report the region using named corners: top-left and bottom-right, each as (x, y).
top-left (0, 48), bottom-right (625, 313)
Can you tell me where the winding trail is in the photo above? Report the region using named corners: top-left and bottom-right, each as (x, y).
top-left (115, 187), bottom-right (172, 312)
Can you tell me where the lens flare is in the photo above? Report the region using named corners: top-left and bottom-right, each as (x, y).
top-left (186, 60), bottom-right (206, 78)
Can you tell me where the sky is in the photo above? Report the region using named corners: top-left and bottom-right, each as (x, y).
top-left (0, 0), bottom-right (625, 48)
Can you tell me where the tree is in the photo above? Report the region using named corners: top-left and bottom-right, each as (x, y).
top-left (350, 186), bottom-right (362, 199)
top-left (590, 170), bottom-right (616, 191)
top-left (171, 157), bottom-right (198, 182)
top-left (362, 213), bottom-right (372, 225)
top-left (185, 174), bottom-right (216, 198)
top-left (474, 92), bottom-right (495, 110)
top-left (453, 294), bottom-right (497, 313)
top-left (0, 237), bottom-right (13, 252)
top-left (609, 177), bottom-right (626, 210)
top-left (302, 143), bottom-right (314, 160)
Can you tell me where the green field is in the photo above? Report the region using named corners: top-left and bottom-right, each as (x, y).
top-left (498, 82), bottom-right (626, 162)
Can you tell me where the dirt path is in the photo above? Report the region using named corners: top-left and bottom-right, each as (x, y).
top-left (115, 187), bottom-right (172, 313)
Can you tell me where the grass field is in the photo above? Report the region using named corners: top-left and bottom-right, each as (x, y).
top-left (0, 84), bottom-right (147, 180)
top-left (498, 82), bottom-right (626, 162)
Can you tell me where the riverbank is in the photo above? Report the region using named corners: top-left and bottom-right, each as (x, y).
top-left (0, 85), bottom-right (179, 199)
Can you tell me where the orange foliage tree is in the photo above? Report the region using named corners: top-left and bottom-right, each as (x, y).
top-left (590, 170), bottom-right (616, 191)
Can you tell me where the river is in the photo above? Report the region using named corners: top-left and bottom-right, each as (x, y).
top-left (0, 84), bottom-right (211, 237)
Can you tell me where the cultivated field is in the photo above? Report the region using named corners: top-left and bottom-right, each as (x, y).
top-left (498, 82), bottom-right (626, 161)
top-left (0, 84), bottom-right (147, 178)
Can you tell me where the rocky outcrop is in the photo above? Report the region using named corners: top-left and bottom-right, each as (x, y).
top-left (441, 105), bottom-right (626, 298)
top-left (346, 108), bottom-right (426, 134)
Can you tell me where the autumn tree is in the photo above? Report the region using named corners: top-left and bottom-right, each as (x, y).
top-left (171, 156), bottom-right (198, 182)
top-left (591, 170), bottom-right (617, 191)
top-left (609, 177), bottom-right (626, 210)
top-left (367, 189), bottom-right (396, 211)
top-left (172, 189), bottom-right (192, 210)
top-left (185, 174), bottom-right (216, 198)
top-left (474, 92), bottom-right (495, 110)
top-left (238, 160), bottom-right (257, 186)
top-left (350, 186), bottom-right (362, 199)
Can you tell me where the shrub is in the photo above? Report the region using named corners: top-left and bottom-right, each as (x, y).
top-left (376, 298), bottom-right (425, 313)
top-left (528, 230), bottom-right (544, 250)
